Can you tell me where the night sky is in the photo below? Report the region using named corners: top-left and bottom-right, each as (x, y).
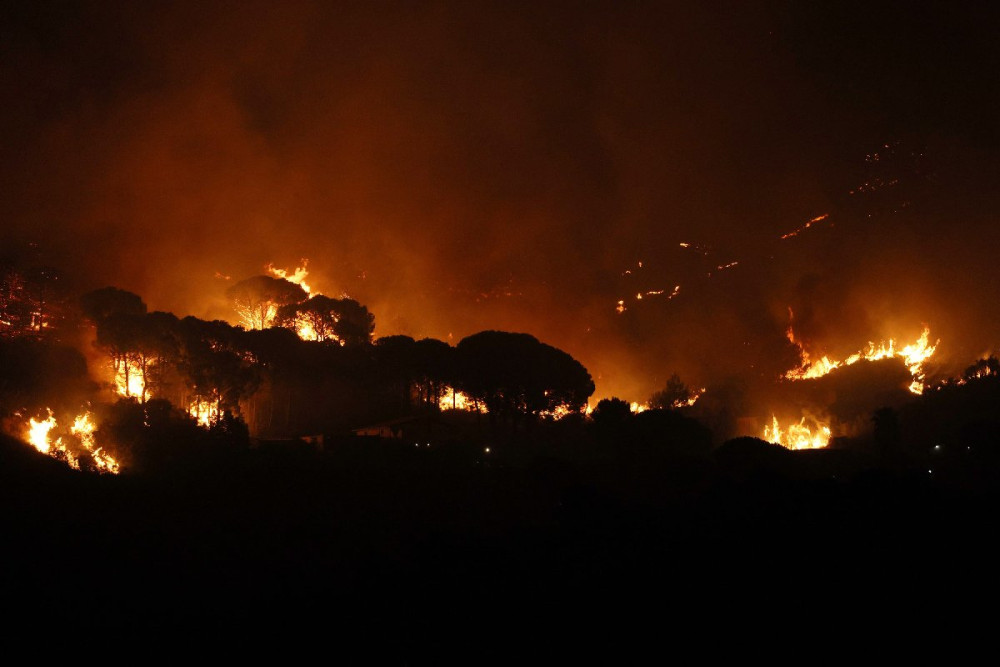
top-left (3, 1), bottom-right (999, 400)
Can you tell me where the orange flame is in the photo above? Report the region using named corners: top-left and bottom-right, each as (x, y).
top-left (785, 319), bottom-right (937, 394)
top-left (763, 414), bottom-right (831, 450)
top-left (267, 260), bottom-right (312, 296)
top-left (23, 409), bottom-right (119, 473)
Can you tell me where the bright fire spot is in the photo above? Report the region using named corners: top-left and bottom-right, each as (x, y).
top-left (114, 357), bottom-right (148, 400)
top-left (763, 415), bottom-right (831, 450)
top-left (188, 398), bottom-right (220, 427)
top-left (785, 320), bottom-right (938, 394)
top-left (296, 319), bottom-right (318, 342)
top-left (71, 412), bottom-right (120, 474)
top-left (630, 402), bottom-right (647, 414)
top-left (24, 409), bottom-right (119, 473)
top-left (27, 409), bottom-right (57, 455)
top-left (616, 300), bottom-right (626, 314)
top-left (267, 260), bottom-right (312, 296)
top-left (438, 387), bottom-right (487, 413)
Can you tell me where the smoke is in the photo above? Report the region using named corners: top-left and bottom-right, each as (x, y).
top-left (2, 1), bottom-right (999, 403)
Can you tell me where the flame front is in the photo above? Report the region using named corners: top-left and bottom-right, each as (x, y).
top-left (71, 412), bottom-right (120, 474)
top-left (763, 415), bottom-right (831, 450)
top-left (24, 409), bottom-right (119, 473)
top-left (785, 319), bottom-right (937, 394)
top-left (267, 260), bottom-right (312, 296)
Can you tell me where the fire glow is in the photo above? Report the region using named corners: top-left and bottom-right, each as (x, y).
top-left (24, 409), bottom-right (120, 474)
top-left (266, 260), bottom-right (312, 297)
top-left (114, 357), bottom-right (147, 400)
top-left (438, 387), bottom-right (486, 413)
top-left (763, 415), bottom-right (831, 450)
top-left (785, 318), bottom-right (938, 394)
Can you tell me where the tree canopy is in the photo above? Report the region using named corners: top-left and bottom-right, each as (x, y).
top-left (226, 275), bottom-right (307, 330)
top-left (456, 331), bottom-right (594, 421)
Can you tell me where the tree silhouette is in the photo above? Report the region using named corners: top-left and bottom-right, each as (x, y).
top-left (873, 406), bottom-right (900, 460)
top-left (456, 331), bottom-right (594, 424)
top-left (649, 373), bottom-right (694, 410)
top-left (80, 286), bottom-right (146, 322)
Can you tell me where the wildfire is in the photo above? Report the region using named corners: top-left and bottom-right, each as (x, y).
top-left (673, 387), bottom-right (706, 409)
top-left (785, 319), bottom-right (938, 394)
top-left (27, 409), bottom-right (58, 455)
top-left (23, 409), bottom-right (119, 473)
top-left (780, 213), bottom-right (831, 240)
top-left (438, 387), bottom-right (487, 413)
top-left (71, 412), bottom-right (120, 474)
top-left (114, 357), bottom-right (148, 400)
top-left (188, 398), bottom-right (221, 427)
top-left (266, 260), bottom-right (312, 296)
top-left (763, 415), bottom-right (831, 450)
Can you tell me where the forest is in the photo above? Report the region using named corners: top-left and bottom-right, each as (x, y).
top-left (3, 253), bottom-right (1000, 647)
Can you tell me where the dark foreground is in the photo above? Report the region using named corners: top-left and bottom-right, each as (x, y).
top-left (2, 433), bottom-right (995, 653)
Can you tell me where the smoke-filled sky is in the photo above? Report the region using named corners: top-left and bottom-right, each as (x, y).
top-left (3, 1), bottom-right (999, 400)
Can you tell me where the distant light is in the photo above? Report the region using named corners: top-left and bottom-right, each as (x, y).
top-left (484, 447), bottom-right (490, 454)
top-left (934, 445), bottom-right (941, 451)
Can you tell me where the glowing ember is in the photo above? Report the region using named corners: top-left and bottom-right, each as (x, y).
top-left (785, 316), bottom-right (937, 395)
top-left (763, 415), bottom-right (831, 450)
top-left (780, 213), bottom-right (830, 240)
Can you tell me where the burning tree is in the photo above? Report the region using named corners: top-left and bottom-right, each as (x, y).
top-left (175, 317), bottom-right (260, 426)
top-left (226, 275), bottom-right (307, 330)
top-left (649, 373), bottom-right (700, 410)
top-left (274, 295), bottom-right (375, 345)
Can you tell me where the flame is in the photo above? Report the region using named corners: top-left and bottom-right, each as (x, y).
top-left (267, 260), bottom-right (312, 296)
top-left (438, 387), bottom-right (487, 413)
top-left (114, 357), bottom-right (148, 400)
top-left (785, 319), bottom-right (937, 394)
top-left (673, 387), bottom-right (706, 409)
top-left (763, 415), bottom-right (831, 450)
top-left (23, 409), bottom-right (118, 473)
top-left (188, 398), bottom-right (221, 427)
top-left (540, 404), bottom-right (582, 420)
top-left (71, 412), bottom-right (120, 474)
top-left (27, 409), bottom-right (57, 455)
top-left (630, 402), bottom-right (647, 414)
